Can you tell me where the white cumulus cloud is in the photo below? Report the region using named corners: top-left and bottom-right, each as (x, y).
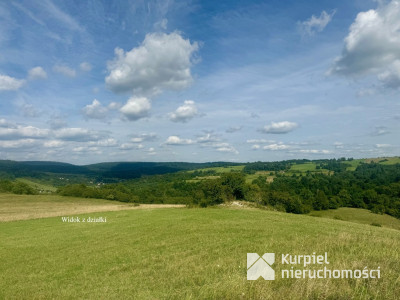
top-left (261, 121), bottom-right (298, 134)
top-left (165, 135), bottom-right (194, 145)
top-left (0, 124), bottom-right (49, 140)
top-left (216, 145), bottom-right (239, 154)
top-left (375, 143), bottom-right (391, 148)
top-left (130, 133), bottom-right (157, 143)
top-left (43, 140), bottom-right (65, 148)
top-left (83, 99), bottom-right (108, 120)
top-left (105, 31), bottom-right (199, 95)
top-left (120, 97), bottom-right (151, 121)
top-left (169, 100), bottom-right (199, 123)
top-left (28, 66), bottom-right (47, 80)
top-left (263, 144), bottom-right (291, 151)
top-left (0, 74), bottom-right (25, 91)
top-left (0, 139), bottom-right (37, 149)
top-left (330, 1), bottom-right (400, 89)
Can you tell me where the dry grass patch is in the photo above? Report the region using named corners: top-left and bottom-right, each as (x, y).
top-left (0, 193), bottom-right (184, 222)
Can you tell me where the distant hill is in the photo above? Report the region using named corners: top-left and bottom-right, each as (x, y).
top-left (0, 157), bottom-right (398, 183)
top-left (0, 160), bottom-right (241, 181)
top-left (0, 160), bottom-right (92, 177)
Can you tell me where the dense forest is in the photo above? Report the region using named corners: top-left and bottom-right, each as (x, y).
top-left (1, 158), bottom-right (399, 219)
top-left (56, 160), bottom-right (400, 219)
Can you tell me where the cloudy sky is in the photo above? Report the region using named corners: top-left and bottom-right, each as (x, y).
top-left (0, 0), bottom-right (399, 164)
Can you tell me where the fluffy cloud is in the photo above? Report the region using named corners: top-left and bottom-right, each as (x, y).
top-left (263, 144), bottom-right (291, 151)
top-left (79, 62), bottom-right (92, 72)
top-left (28, 66), bottom-right (47, 80)
top-left (169, 100), bottom-right (199, 123)
top-left (43, 140), bottom-right (65, 148)
top-left (130, 133), bottom-right (157, 143)
top-left (165, 135), bottom-right (194, 145)
top-left (89, 138), bottom-right (118, 147)
top-left (0, 119), bottom-right (13, 128)
top-left (83, 99), bottom-right (108, 120)
top-left (261, 121), bottom-right (298, 134)
top-left (0, 125), bottom-right (49, 140)
top-left (299, 10), bottom-right (335, 36)
top-left (105, 31), bottom-right (199, 95)
top-left (377, 60), bottom-right (400, 88)
top-left (53, 65), bottom-right (76, 77)
top-left (119, 143), bottom-right (144, 150)
top-left (334, 142), bottom-right (344, 149)
top-left (375, 143), bottom-right (391, 148)
top-left (0, 139), bottom-right (37, 149)
top-left (330, 1), bottom-right (400, 88)
top-left (72, 146), bottom-right (101, 154)
top-left (215, 145), bottom-right (239, 154)
top-left (120, 97), bottom-right (151, 121)
top-left (193, 134), bottom-right (238, 154)
top-left (197, 133), bottom-right (221, 144)
top-left (0, 74), bottom-right (25, 91)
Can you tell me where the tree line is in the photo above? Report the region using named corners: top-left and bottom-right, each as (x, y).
top-left (56, 162), bottom-right (400, 219)
top-left (2, 159), bottom-right (399, 219)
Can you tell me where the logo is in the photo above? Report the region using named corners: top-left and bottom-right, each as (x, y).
top-left (246, 252), bottom-right (381, 280)
top-left (247, 253), bottom-right (275, 280)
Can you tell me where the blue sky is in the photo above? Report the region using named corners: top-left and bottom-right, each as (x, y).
top-left (0, 0), bottom-right (399, 164)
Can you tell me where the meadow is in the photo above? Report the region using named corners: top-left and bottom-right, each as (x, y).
top-left (1, 196), bottom-right (399, 299)
top-left (0, 194), bottom-right (183, 222)
top-left (308, 207), bottom-right (400, 231)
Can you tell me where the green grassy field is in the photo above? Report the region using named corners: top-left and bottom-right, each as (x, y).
top-left (379, 157), bottom-right (400, 165)
top-left (188, 165), bottom-right (245, 173)
top-left (288, 163), bottom-right (331, 176)
top-left (290, 162), bottom-right (318, 172)
top-left (345, 157), bottom-right (400, 171)
top-left (1, 202), bottom-right (399, 299)
top-left (188, 158), bottom-right (400, 183)
top-left (309, 207), bottom-right (400, 231)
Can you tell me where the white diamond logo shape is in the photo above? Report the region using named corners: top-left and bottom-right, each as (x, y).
top-left (247, 253), bottom-right (275, 280)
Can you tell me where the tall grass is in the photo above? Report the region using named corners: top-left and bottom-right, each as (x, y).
top-left (1, 207), bottom-right (399, 299)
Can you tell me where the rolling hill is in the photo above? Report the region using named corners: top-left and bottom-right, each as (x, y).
top-left (0, 205), bottom-right (399, 299)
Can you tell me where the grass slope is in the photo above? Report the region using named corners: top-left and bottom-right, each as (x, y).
top-left (309, 207), bottom-right (400, 231)
top-left (0, 194), bottom-right (183, 222)
top-left (1, 207), bottom-right (399, 299)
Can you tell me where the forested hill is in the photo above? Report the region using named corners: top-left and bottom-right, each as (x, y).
top-left (0, 160), bottom-right (241, 180)
top-left (1, 157), bottom-right (400, 219)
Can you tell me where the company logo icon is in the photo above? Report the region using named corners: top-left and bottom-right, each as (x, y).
top-left (247, 253), bottom-right (275, 280)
